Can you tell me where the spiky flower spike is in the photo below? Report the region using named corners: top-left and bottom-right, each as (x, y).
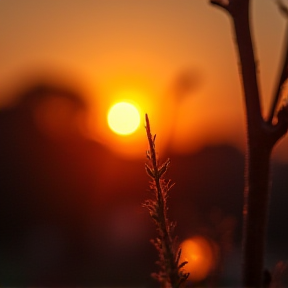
top-left (143, 114), bottom-right (189, 288)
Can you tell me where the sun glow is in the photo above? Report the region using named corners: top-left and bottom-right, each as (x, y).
top-left (107, 101), bottom-right (141, 136)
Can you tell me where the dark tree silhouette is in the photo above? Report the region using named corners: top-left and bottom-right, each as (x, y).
top-left (210, 0), bottom-right (288, 287)
top-left (0, 80), bottom-right (109, 285)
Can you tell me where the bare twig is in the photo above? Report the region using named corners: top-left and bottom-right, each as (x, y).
top-left (268, 1), bottom-right (288, 123)
top-left (210, 0), bottom-right (288, 287)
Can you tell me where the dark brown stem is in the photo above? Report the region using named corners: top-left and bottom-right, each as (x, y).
top-left (145, 114), bottom-right (162, 196)
top-left (210, 0), bottom-right (288, 287)
top-left (243, 146), bottom-right (272, 288)
top-left (145, 114), bottom-right (185, 288)
top-left (232, 0), bottom-right (263, 133)
top-left (268, 22), bottom-right (288, 123)
top-left (229, 3), bottom-right (267, 286)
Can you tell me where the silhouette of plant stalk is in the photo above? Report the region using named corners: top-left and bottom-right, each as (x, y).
top-left (210, 0), bottom-right (288, 287)
top-left (143, 114), bottom-right (189, 288)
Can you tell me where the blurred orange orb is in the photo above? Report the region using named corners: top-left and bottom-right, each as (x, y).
top-left (179, 236), bottom-right (216, 282)
top-left (107, 102), bottom-right (140, 136)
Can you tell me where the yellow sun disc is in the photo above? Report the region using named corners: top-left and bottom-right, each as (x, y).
top-left (108, 102), bottom-right (141, 135)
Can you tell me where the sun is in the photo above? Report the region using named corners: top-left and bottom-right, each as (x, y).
top-left (107, 102), bottom-right (141, 136)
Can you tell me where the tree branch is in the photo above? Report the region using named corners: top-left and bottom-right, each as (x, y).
top-left (210, 1), bottom-right (288, 288)
top-left (267, 1), bottom-right (288, 123)
top-left (212, 0), bottom-right (263, 138)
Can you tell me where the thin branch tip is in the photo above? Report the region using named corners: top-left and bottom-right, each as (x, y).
top-left (210, 0), bottom-right (230, 10)
top-left (211, 0), bottom-right (229, 6)
top-left (276, 0), bottom-right (288, 17)
top-left (143, 116), bottom-right (188, 287)
top-left (145, 113), bottom-right (149, 128)
top-left (267, 18), bottom-right (288, 123)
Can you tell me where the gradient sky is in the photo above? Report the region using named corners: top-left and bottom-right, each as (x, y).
top-left (1, 0), bottom-right (288, 160)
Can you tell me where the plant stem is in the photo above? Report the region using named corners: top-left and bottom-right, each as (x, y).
top-left (243, 146), bottom-right (272, 287)
top-left (210, 1), bottom-right (288, 287)
top-left (144, 114), bottom-right (188, 288)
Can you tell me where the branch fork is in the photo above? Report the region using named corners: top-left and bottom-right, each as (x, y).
top-left (210, 0), bottom-right (288, 287)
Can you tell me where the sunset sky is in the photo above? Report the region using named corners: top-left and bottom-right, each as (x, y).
top-left (1, 0), bottom-right (288, 160)
top-left (2, 2), bottom-right (288, 286)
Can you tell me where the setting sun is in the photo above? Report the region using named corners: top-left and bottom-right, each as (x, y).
top-left (107, 102), bottom-right (141, 136)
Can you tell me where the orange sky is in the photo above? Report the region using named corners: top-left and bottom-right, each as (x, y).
top-left (1, 0), bottom-right (288, 161)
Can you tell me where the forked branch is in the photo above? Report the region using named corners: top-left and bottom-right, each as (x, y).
top-left (268, 0), bottom-right (288, 124)
top-left (210, 0), bottom-right (288, 287)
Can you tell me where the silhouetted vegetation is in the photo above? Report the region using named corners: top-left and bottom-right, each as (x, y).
top-left (211, 0), bottom-right (288, 287)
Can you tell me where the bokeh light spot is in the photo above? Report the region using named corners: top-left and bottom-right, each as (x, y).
top-left (179, 236), bottom-right (216, 282)
top-left (107, 102), bottom-right (140, 136)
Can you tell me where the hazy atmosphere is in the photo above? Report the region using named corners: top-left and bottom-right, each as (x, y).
top-left (1, 0), bottom-right (288, 287)
top-left (1, 0), bottom-right (288, 159)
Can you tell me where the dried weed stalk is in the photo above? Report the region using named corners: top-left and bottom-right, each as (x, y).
top-left (143, 114), bottom-right (189, 288)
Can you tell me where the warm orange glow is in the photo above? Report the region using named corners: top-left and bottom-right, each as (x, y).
top-left (33, 96), bottom-right (85, 140)
top-left (87, 86), bottom-right (156, 159)
top-left (3, 1), bottom-right (288, 161)
top-left (107, 102), bottom-right (141, 136)
top-left (179, 236), bottom-right (216, 282)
